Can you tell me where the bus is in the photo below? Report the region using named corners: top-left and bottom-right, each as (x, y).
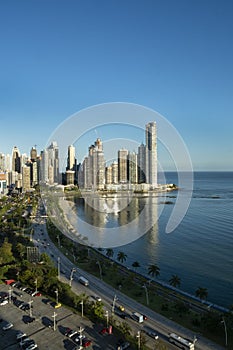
top-left (169, 333), bottom-right (195, 350)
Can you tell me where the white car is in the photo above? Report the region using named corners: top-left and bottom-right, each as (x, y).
top-left (93, 295), bottom-right (102, 302)
top-left (16, 332), bottom-right (27, 340)
top-left (3, 322), bottom-right (13, 330)
top-left (0, 299), bottom-right (8, 306)
top-left (25, 344), bottom-right (38, 350)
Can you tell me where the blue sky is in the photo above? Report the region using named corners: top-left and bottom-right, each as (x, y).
top-left (0, 0), bottom-right (233, 170)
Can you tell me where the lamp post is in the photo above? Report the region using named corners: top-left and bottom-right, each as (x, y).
top-left (79, 326), bottom-right (84, 346)
top-left (8, 286), bottom-right (12, 304)
top-left (80, 300), bottom-right (83, 318)
top-left (52, 311), bottom-right (57, 331)
top-left (105, 310), bottom-right (109, 328)
top-left (96, 260), bottom-right (102, 280)
top-left (221, 317), bottom-right (228, 348)
top-left (112, 294), bottom-right (117, 315)
top-left (57, 257), bottom-right (60, 280)
top-left (56, 235), bottom-right (61, 248)
top-left (69, 268), bottom-right (76, 287)
top-left (28, 300), bottom-right (33, 317)
top-left (142, 284), bottom-right (149, 305)
top-left (55, 289), bottom-right (59, 306)
top-left (35, 278), bottom-right (38, 294)
top-left (136, 330), bottom-right (141, 350)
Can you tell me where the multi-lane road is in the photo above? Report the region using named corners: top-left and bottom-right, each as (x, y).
top-left (32, 209), bottom-right (224, 350)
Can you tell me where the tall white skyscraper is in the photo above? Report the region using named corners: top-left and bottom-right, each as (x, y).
top-left (67, 145), bottom-right (76, 170)
top-left (145, 122), bottom-right (157, 187)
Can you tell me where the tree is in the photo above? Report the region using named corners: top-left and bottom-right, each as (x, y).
top-left (148, 264), bottom-right (160, 278)
top-left (169, 274), bottom-right (181, 288)
top-left (117, 251), bottom-right (127, 264)
top-left (0, 238), bottom-right (14, 265)
top-left (195, 287), bottom-right (208, 300)
top-left (132, 261), bottom-right (140, 271)
top-left (106, 248), bottom-right (114, 259)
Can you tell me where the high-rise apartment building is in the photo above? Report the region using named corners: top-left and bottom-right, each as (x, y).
top-left (128, 151), bottom-right (138, 184)
top-left (138, 143), bottom-right (146, 184)
top-left (118, 149), bottom-right (128, 184)
top-left (47, 141), bottom-right (59, 184)
top-left (145, 122), bottom-right (157, 187)
top-left (12, 146), bottom-right (21, 173)
top-left (67, 145), bottom-right (76, 170)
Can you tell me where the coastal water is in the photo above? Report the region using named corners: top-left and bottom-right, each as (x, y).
top-left (71, 172), bottom-right (233, 308)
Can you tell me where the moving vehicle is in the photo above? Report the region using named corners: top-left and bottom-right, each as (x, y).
top-left (169, 333), bottom-right (195, 350)
top-left (131, 312), bottom-right (144, 323)
top-left (142, 326), bottom-right (159, 339)
top-left (78, 276), bottom-right (89, 286)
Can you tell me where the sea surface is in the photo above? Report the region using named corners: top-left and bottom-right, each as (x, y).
top-left (71, 172), bottom-right (233, 308)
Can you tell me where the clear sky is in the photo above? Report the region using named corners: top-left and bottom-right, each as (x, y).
top-left (0, 0), bottom-right (233, 171)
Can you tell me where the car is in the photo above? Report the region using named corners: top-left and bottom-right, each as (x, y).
top-left (142, 326), bottom-right (159, 340)
top-left (116, 341), bottom-right (130, 350)
top-left (22, 315), bottom-right (35, 324)
top-left (16, 332), bottom-right (27, 340)
top-left (25, 343), bottom-right (37, 350)
top-left (93, 295), bottom-right (102, 302)
top-left (82, 339), bottom-right (92, 348)
top-left (13, 290), bottom-right (23, 297)
top-left (34, 292), bottom-right (42, 297)
top-left (143, 314), bottom-right (148, 320)
top-left (19, 338), bottom-right (31, 347)
top-left (118, 305), bottom-right (125, 312)
top-left (3, 322), bottom-right (13, 330)
top-left (0, 299), bottom-right (8, 306)
top-left (21, 340), bottom-right (35, 349)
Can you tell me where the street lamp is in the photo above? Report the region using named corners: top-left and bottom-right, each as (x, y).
top-left (221, 317), bottom-right (228, 348)
top-left (52, 311), bottom-right (57, 331)
top-left (8, 286), bottom-right (12, 304)
top-left (111, 294), bottom-right (117, 315)
top-left (80, 300), bottom-right (84, 318)
top-left (142, 284), bottom-right (149, 305)
top-left (136, 330), bottom-right (141, 350)
top-left (57, 257), bottom-right (60, 280)
top-left (105, 310), bottom-right (109, 328)
top-left (69, 268), bottom-right (76, 286)
top-left (56, 235), bottom-right (61, 248)
top-left (35, 278), bottom-right (38, 294)
top-left (96, 260), bottom-right (102, 280)
top-left (79, 326), bottom-right (84, 346)
top-left (55, 289), bottom-right (59, 306)
top-left (28, 300), bottom-right (33, 317)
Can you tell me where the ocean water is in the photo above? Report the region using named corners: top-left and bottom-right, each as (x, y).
top-left (114, 172), bottom-right (233, 308)
top-left (72, 172), bottom-right (233, 308)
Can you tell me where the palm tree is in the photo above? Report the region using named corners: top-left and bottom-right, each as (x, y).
top-left (169, 274), bottom-right (181, 288)
top-left (105, 248), bottom-right (114, 259)
top-left (195, 287), bottom-right (208, 300)
top-left (147, 264), bottom-right (160, 278)
top-left (132, 261), bottom-right (140, 271)
top-left (117, 251), bottom-right (127, 264)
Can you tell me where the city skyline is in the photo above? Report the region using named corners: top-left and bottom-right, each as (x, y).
top-left (0, 1), bottom-right (232, 171)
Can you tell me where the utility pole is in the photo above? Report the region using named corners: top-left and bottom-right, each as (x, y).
top-left (56, 235), bottom-right (61, 248)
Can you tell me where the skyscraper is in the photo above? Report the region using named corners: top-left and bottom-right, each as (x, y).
top-left (145, 122), bottom-right (157, 187)
top-left (118, 149), bottom-right (128, 184)
top-left (12, 146), bottom-right (21, 173)
top-left (67, 145), bottom-right (76, 171)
